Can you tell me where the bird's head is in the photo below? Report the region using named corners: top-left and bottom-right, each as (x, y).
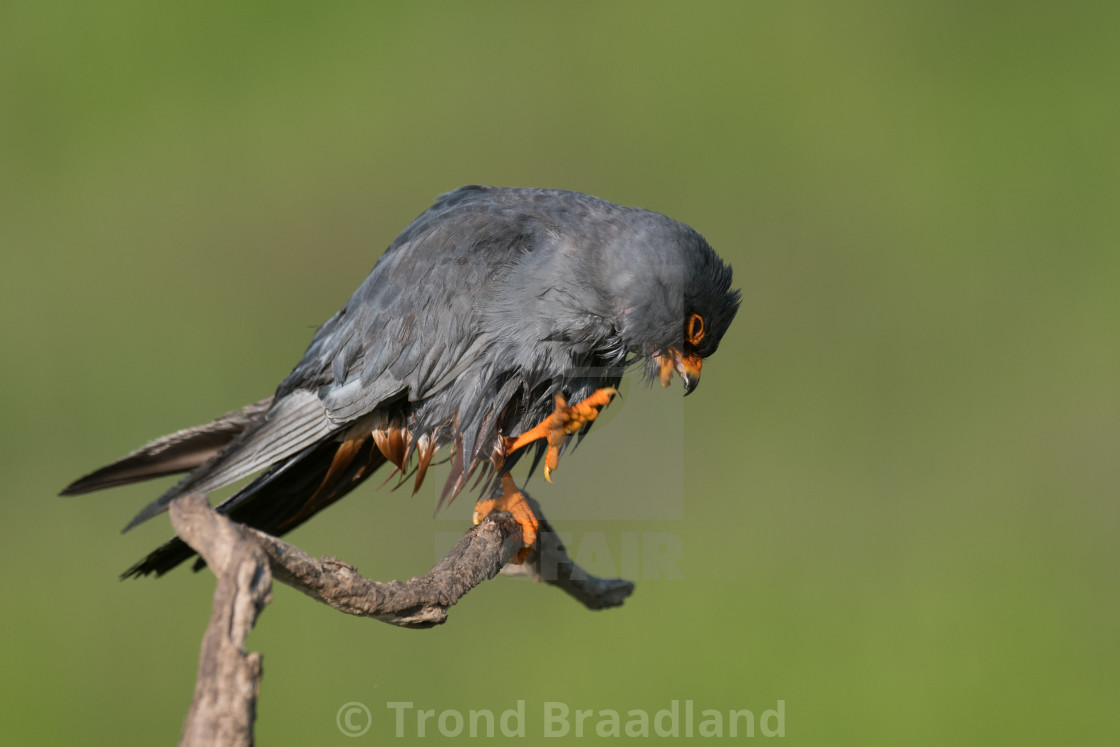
top-left (602, 215), bottom-right (740, 395)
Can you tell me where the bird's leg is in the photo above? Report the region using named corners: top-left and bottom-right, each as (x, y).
top-left (473, 474), bottom-right (539, 564)
top-left (501, 388), bottom-right (617, 481)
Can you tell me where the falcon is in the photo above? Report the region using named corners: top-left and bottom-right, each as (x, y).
top-left (62, 186), bottom-right (741, 576)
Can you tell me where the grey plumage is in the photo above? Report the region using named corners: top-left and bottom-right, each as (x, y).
top-left (62, 186), bottom-right (740, 577)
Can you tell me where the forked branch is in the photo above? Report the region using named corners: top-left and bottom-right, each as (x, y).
top-left (168, 488), bottom-right (634, 746)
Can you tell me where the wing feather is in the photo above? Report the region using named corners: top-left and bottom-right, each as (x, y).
top-left (61, 397), bottom-right (273, 495)
top-left (122, 390), bottom-right (336, 530)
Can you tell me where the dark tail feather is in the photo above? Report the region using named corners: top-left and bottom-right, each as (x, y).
top-left (61, 397), bottom-right (273, 496)
top-left (122, 435), bottom-right (385, 578)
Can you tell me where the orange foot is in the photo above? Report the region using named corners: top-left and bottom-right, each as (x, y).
top-left (473, 474), bottom-right (539, 563)
top-left (501, 387), bottom-right (617, 481)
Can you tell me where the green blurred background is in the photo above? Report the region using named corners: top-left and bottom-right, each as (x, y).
top-left (2, 2), bottom-right (1117, 744)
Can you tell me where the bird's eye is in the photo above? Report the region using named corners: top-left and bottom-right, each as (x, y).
top-left (686, 313), bottom-right (705, 345)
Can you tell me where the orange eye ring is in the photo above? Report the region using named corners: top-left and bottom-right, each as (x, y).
top-left (686, 313), bottom-right (705, 345)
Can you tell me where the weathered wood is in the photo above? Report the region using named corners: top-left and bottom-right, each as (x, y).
top-left (170, 493), bottom-right (270, 747)
top-left (498, 492), bottom-right (635, 609)
top-left (167, 486), bottom-right (634, 745)
top-left (245, 509), bottom-right (526, 628)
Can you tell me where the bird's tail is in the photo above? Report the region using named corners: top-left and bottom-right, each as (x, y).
top-left (121, 434), bottom-right (387, 578)
top-left (64, 397), bottom-right (437, 578)
top-left (60, 397), bottom-right (274, 496)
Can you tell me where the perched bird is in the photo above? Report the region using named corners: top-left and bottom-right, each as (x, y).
top-left (62, 186), bottom-right (740, 577)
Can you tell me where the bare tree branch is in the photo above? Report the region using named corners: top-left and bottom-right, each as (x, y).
top-left (167, 486), bottom-right (634, 745)
top-left (244, 509), bottom-right (527, 628)
top-left (499, 492), bottom-right (636, 609)
top-left (170, 493), bottom-right (270, 747)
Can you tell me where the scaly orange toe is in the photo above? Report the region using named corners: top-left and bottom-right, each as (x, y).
top-left (472, 474), bottom-right (539, 563)
top-left (501, 387), bottom-right (617, 481)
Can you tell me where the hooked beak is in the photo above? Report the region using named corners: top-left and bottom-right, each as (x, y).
top-left (655, 347), bottom-right (703, 396)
